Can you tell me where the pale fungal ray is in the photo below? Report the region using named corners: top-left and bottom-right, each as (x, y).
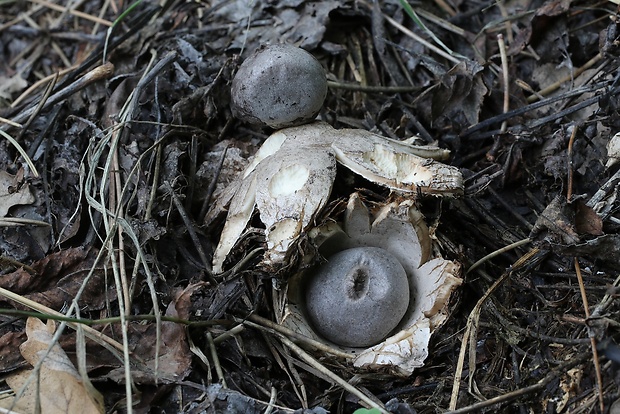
top-left (254, 146), bottom-right (336, 266)
top-left (210, 122), bottom-right (463, 273)
top-left (211, 124), bottom-right (336, 273)
top-left (331, 127), bottom-right (463, 196)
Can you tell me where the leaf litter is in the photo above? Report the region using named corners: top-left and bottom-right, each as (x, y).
top-left (0, 317), bottom-right (103, 414)
top-left (1, 0), bottom-right (620, 412)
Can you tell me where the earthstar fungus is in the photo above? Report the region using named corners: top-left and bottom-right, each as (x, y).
top-left (207, 44), bottom-right (463, 375)
top-left (282, 193), bottom-right (462, 375)
top-left (230, 44), bottom-right (328, 129)
top-left (305, 246), bottom-right (410, 348)
top-left (208, 121), bottom-right (463, 273)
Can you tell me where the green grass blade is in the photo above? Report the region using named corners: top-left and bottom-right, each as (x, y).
top-left (398, 0), bottom-right (465, 59)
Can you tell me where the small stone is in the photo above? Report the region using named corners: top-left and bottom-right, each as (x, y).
top-left (230, 44), bottom-right (327, 129)
top-left (305, 247), bottom-right (410, 348)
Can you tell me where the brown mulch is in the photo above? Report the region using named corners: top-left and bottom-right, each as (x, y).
top-left (2, 0), bottom-right (620, 413)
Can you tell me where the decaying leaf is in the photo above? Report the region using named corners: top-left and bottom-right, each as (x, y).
top-left (0, 73), bottom-right (28, 103)
top-left (0, 317), bottom-right (103, 414)
top-left (210, 121), bottom-right (463, 273)
top-left (0, 247), bottom-right (108, 312)
top-left (555, 367), bottom-right (583, 413)
top-left (551, 234), bottom-right (620, 265)
top-left (213, 0), bottom-right (342, 51)
top-left (530, 195), bottom-right (580, 244)
top-left (430, 60), bottom-right (488, 131)
top-left (0, 330), bottom-right (27, 373)
top-left (0, 170), bottom-right (34, 217)
top-left (104, 286), bottom-right (195, 384)
top-left (606, 131), bottom-right (620, 168)
top-left (574, 200), bottom-right (603, 236)
top-left (530, 195), bottom-right (604, 244)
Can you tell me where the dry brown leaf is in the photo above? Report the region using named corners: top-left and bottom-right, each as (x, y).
top-left (0, 317), bottom-right (103, 414)
top-left (104, 288), bottom-right (194, 384)
top-left (0, 331), bottom-right (27, 372)
top-left (530, 195), bottom-right (580, 244)
top-left (0, 247), bottom-right (108, 312)
top-left (574, 200), bottom-right (604, 236)
top-left (430, 61), bottom-right (488, 131)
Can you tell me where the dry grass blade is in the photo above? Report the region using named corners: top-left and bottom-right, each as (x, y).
top-left (415, 8), bottom-right (466, 36)
top-left (0, 130), bottom-right (39, 177)
top-left (0, 256), bottom-right (35, 273)
top-left (449, 273), bottom-right (508, 409)
top-left (466, 238), bottom-right (531, 274)
top-left (12, 65), bottom-right (79, 108)
top-left (327, 80), bottom-right (421, 93)
top-left (0, 217), bottom-right (50, 227)
top-left (450, 247), bottom-right (542, 410)
top-left (269, 336), bottom-right (308, 408)
top-left (79, 50), bottom-right (181, 411)
top-left (0, 116), bottom-right (22, 128)
top-left (526, 53), bottom-right (603, 103)
top-left (244, 315), bottom-right (353, 360)
top-left (0, 286), bottom-right (125, 356)
top-left (15, 71), bottom-right (59, 140)
top-left (278, 335), bottom-right (390, 414)
top-left (497, 33), bottom-right (509, 133)
top-left (383, 14), bottom-right (461, 64)
top-left (27, 0), bottom-right (113, 26)
top-left (445, 351), bottom-right (592, 414)
top-left (573, 258), bottom-right (604, 412)
top-left (207, 332), bottom-right (227, 388)
top-left (84, 124), bottom-right (135, 411)
top-left (1, 63), bottom-right (115, 132)
top-left (264, 387), bottom-right (278, 414)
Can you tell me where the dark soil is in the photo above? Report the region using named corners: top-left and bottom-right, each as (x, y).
top-left (1, 0), bottom-right (620, 413)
